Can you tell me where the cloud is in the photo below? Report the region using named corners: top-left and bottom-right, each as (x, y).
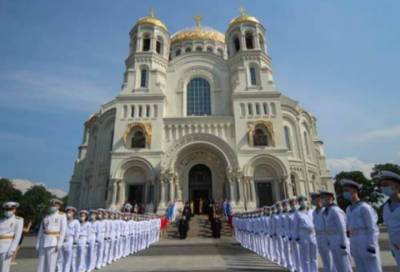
top-left (0, 70), bottom-right (115, 113)
top-left (327, 157), bottom-right (374, 178)
top-left (353, 125), bottom-right (400, 143)
top-left (1, 178), bottom-right (67, 198)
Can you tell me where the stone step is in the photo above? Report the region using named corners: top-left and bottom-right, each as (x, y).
top-left (166, 215), bottom-right (232, 239)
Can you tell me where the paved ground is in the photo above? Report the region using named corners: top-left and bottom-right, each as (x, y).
top-left (11, 237), bottom-right (287, 272)
top-left (9, 219), bottom-right (399, 272)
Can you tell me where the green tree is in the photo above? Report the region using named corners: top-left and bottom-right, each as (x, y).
top-left (0, 178), bottom-right (23, 204)
top-left (334, 171), bottom-right (383, 210)
top-left (19, 185), bottom-right (55, 229)
top-left (371, 163), bottom-right (400, 177)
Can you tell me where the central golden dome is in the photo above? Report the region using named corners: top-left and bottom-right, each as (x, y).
top-left (171, 26), bottom-right (225, 44)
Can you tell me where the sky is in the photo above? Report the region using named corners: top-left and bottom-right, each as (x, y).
top-left (0, 0), bottom-right (399, 193)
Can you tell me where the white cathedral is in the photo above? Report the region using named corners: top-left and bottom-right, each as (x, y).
top-left (68, 9), bottom-right (335, 213)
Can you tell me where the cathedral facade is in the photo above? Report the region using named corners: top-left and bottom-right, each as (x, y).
top-left (68, 10), bottom-right (334, 213)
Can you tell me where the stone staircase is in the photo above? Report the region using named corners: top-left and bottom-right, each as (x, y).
top-left (166, 215), bottom-right (233, 239)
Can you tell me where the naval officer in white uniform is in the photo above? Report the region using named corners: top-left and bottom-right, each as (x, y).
top-left (339, 179), bottom-right (382, 272)
top-left (0, 201), bottom-right (23, 272)
top-left (373, 170), bottom-right (400, 266)
top-left (36, 198), bottom-right (67, 272)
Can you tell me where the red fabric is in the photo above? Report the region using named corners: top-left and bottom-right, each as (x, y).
top-left (160, 216), bottom-right (169, 230)
top-left (227, 215), bottom-right (232, 226)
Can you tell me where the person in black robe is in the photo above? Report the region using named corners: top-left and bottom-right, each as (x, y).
top-left (178, 204), bottom-right (191, 239)
top-left (211, 201), bottom-right (222, 238)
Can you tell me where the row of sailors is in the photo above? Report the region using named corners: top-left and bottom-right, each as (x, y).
top-left (233, 171), bottom-right (400, 272)
top-left (0, 199), bottom-right (161, 272)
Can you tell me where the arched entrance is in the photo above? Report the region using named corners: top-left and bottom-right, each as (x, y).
top-left (189, 164), bottom-right (212, 214)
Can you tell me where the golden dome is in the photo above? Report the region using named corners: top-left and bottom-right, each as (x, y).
top-left (229, 7), bottom-right (260, 28)
top-left (136, 16), bottom-right (168, 32)
top-left (171, 26), bottom-right (225, 44)
top-left (135, 9), bottom-right (168, 32)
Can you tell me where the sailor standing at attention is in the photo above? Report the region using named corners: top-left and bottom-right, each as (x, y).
top-left (338, 179), bottom-right (382, 272)
top-left (309, 192), bottom-right (335, 272)
top-left (0, 201), bottom-right (23, 272)
top-left (86, 210), bottom-right (98, 272)
top-left (36, 198), bottom-right (67, 272)
top-left (319, 191), bottom-right (352, 272)
top-left (373, 170), bottom-right (400, 266)
top-left (76, 210), bottom-right (89, 272)
top-left (57, 206), bottom-right (79, 272)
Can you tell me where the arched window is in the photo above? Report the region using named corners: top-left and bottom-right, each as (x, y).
top-left (187, 78), bottom-right (211, 116)
top-left (196, 46), bottom-right (203, 52)
top-left (175, 49), bottom-right (181, 56)
top-left (240, 103), bottom-right (245, 117)
top-left (259, 34), bottom-right (265, 52)
top-left (304, 131), bottom-right (310, 155)
top-left (291, 174), bottom-right (297, 196)
top-left (123, 105), bottom-right (127, 118)
top-left (138, 105), bottom-right (143, 117)
top-left (140, 68), bottom-right (148, 88)
top-left (156, 37), bottom-right (163, 54)
top-left (130, 105), bottom-right (135, 118)
top-left (271, 102), bottom-right (276, 115)
top-left (245, 32), bottom-right (254, 49)
top-left (146, 105), bottom-right (150, 117)
top-left (253, 125), bottom-right (269, 146)
top-left (247, 103), bottom-right (253, 115)
top-left (142, 34), bottom-right (151, 52)
top-left (249, 66), bottom-right (257, 85)
top-left (131, 130), bottom-right (146, 148)
top-left (255, 103), bottom-right (261, 115)
top-left (284, 126), bottom-right (292, 151)
top-left (217, 48), bottom-right (224, 57)
top-left (206, 46), bottom-right (213, 53)
top-left (233, 36), bottom-right (240, 52)
top-left (262, 102), bottom-right (269, 115)
top-left (185, 47), bottom-right (191, 53)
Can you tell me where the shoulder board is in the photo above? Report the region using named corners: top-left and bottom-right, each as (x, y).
top-left (15, 216), bottom-right (21, 219)
top-left (58, 212), bottom-right (65, 215)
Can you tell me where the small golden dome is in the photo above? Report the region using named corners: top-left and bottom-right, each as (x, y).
top-left (171, 26), bottom-right (225, 44)
top-left (229, 7), bottom-right (260, 28)
top-left (135, 9), bottom-right (168, 32)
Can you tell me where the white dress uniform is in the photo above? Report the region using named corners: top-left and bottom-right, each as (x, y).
top-left (288, 209), bottom-right (300, 271)
top-left (281, 211), bottom-right (293, 270)
top-left (346, 201), bottom-right (382, 272)
top-left (36, 210), bottom-right (67, 272)
top-left (95, 218), bottom-right (106, 269)
top-left (382, 199), bottom-right (400, 266)
top-left (76, 220), bottom-right (89, 272)
top-left (323, 204), bottom-right (352, 272)
top-left (293, 208), bottom-right (318, 272)
top-left (86, 219), bottom-right (98, 271)
top-left (57, 217), bottom-right (79, 272)
top-left (0, 209), bottom-right (23, 272)
top-left (102, 216), bottom-right (111, 267)
top-left (313, 207), bottom-right (335, 272)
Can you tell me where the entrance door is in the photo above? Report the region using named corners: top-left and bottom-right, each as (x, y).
top-left (128, 184), bottom-right (144, 204)
top-left (256, 181), bottom-right (273, 207)
top-left (189, 164), bottom-right (212, 214)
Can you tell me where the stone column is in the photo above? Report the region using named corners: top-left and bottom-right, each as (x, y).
top-left (158, 179), bottom-right (167, 210)
top-left (110, 178), bottom-right (121, 208)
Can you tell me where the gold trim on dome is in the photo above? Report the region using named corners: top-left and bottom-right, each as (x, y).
top-left (229, 7), bottom-right (260, 28)
top-left (171, 29), bottom-right (225, 44)
top-left (136, 17), bottom-right (168, 32)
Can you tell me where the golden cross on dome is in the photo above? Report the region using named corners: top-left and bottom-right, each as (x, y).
top-left (149, 8), bottom-right (155, 18)
top-left (239, 6), bottom-right (246, 16)
top-left (194, 15), bottom-right (203, 27)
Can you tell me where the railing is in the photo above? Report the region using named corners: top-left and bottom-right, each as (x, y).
top-left (163, 116), bottom-right (235, 142)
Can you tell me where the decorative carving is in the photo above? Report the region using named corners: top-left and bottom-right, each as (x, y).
top-left (247, 120), bottom-right (276, 146)
top-left (123, 122), bottom-right (152, 147)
